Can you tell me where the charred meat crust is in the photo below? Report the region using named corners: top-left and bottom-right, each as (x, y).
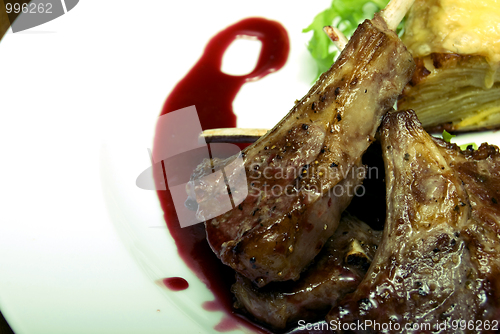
top-left (202, 16), bottom-right (415, 287)
top-left (328, 110), bottom-right (500, 331)
top-left (434, 137), bottom-right (500, 321)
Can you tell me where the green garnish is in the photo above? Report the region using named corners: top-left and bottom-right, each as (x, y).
top-left (442, 130), bottom-right (455, 143)
top-left (442, 130), bottom-right (478, 150)
top-left (459, 143), bottom-right (479, 151)
top-left (303, 0), bottom-right (399, 79)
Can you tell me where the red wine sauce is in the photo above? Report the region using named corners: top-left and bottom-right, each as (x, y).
top-left (154, 18), bottom-right (289, 333)
top-left (162, 277), bottom-right (189, 291)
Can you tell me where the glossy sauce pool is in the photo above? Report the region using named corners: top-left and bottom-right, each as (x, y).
top-left (154, 17), bottom-right (289, 333)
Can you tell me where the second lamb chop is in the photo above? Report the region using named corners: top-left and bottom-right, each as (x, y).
top-left (327, 110), bottom-right (500, 331)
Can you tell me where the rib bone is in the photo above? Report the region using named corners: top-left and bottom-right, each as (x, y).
top-left (381, 0), bottom-right (415, 31)
top-left (323, 26), bottom-right (348, 52)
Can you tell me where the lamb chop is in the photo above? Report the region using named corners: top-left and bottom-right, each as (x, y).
top-left (231, 213), bottom-right (381, 330)
top-left (192, 0), bottom-right (416, 287)
top-left (435, 139), bottom-right (500, 322)
top-left (327, 110), bottom-right (500, 332)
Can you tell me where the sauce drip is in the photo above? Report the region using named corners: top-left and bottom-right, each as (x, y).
top-left (154, 17), bottom-right (289, 333)
top-left (162, 277), bottom-right (189, 291)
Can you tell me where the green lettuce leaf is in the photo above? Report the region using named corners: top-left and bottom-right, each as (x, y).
top-left (442, 130), bottom-right (478, 150)
top-left (442, 130), bottom-right (456, 143)
top-left (459, 142), bottom-right (479, 150)
top-left (303, 0), bottom-right (399, 79)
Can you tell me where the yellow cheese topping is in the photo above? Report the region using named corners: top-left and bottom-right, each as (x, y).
top-left (402, 0), bottom-right (500, 65)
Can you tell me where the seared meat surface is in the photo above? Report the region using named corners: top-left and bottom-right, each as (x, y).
top-left (231, 213), bottom-right (381, 330)
top-left (436, 141), bottom-right (500, 322)
top-left (327, 110), bottom-right (500, 332)
top-left (197, 15), bottom-right (415, 287)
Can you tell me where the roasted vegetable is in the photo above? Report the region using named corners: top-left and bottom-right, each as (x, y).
top-left (398, 0), bottom-right (500, 132)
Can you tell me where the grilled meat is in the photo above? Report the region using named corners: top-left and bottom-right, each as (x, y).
top-left (198, 15), bottom-right (415, 287)
top-left (435, 140), bottom-right (500, 322)
top-left (327, 110), bottom-right (500, 332)
top-left (231, 213), bottom-right (381, 330)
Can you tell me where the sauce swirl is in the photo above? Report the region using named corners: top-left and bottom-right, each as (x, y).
top-left (154, 17), bottom-right (289, 333)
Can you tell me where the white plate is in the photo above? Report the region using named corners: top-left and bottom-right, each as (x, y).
top-left (1, 1), bottom-right (499, 334)
top-left (0, 1), bottom-right (330, 333)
